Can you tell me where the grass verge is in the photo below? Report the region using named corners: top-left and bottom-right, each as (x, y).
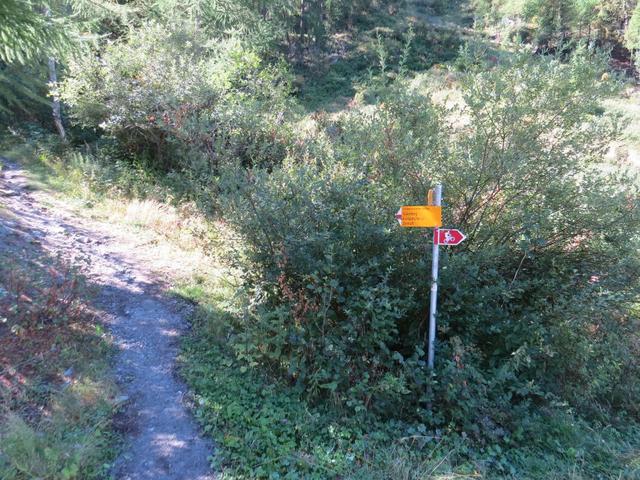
top-left (0, 206), bottom-right (121, 479)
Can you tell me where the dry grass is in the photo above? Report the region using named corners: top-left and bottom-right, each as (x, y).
top-left (85, 197), bottom-right (228, 285)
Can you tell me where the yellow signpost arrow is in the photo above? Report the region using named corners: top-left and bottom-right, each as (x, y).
top-left (395, 206), bottom-right (442, 228)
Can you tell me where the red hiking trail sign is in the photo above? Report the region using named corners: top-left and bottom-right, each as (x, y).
top-left (434, 228), bottom-right (466, 246)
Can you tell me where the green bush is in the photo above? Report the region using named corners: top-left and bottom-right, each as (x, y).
top-left (61, 20), bottom-right (293, 175)
top-left (220, 49), bottom-right (640, 441)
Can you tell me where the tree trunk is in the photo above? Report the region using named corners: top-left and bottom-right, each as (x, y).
top-left (48, 57), bottom-right (66, 141)
top-left (43, 7), bottom-right (65, 141)
top-left (298, 0), bottom-right (306, 63)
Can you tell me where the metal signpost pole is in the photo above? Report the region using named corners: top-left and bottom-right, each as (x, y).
top-left (427, 184), bottom-right (442, 370)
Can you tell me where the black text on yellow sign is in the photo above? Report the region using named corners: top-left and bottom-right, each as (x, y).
top-left (395, 206), bottom-right (442, 228)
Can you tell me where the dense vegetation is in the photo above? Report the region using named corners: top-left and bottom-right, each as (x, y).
top-left (2, 0), bottom-right (640, 478)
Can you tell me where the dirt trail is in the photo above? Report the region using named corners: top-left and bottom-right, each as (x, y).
top-left (0, 158), bottom-right (216, 480)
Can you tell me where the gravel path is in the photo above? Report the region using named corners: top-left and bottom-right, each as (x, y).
top-left (0, 159), bottom-right (216, 480)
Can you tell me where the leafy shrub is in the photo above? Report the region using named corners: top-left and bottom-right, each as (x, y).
top-left (61, 20), bottom-right (292, 175)
top-left (220, 49), bottom-right (640, 442)
top-left (223, 159), bottom-right (422, 416)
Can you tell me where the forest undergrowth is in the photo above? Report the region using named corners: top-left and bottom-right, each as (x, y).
top-left (2, 0), bottom-right (640, 478)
